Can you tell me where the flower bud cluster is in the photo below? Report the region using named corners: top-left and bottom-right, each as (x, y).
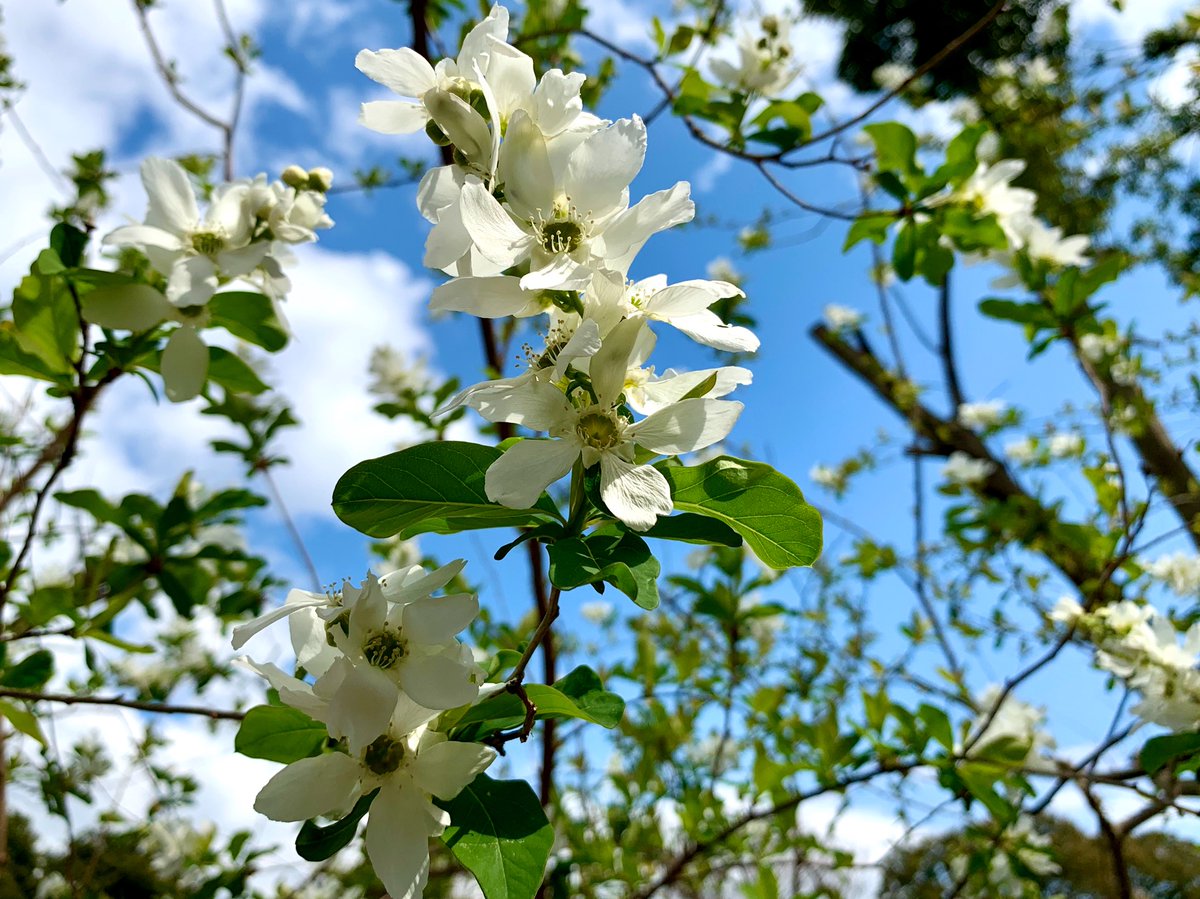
top-left (358, 5), bottom-right (760, 531)
top-left (234, 561), bottom-right (495, 899)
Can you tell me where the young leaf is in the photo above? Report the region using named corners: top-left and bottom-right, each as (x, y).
top-left (658, 456), bottom-right (822, 569)
top-left (0, 649), bottom-right (54, 689)
top-left (234, 705), bottom-right (327, 763)
top-left (548, 526), bottom-right (660, 609)
top-left (439, 775), bottom-right (553, 899)
top-left (1140, 732), bottom-right (1200, 776)
top-left (333, 442), bottom-right (562, 538)
top-left (0, 698), bottom-right (47, 746)
top-left (641, 512), bottom-right (743, 547)
top-left (454, 666), bottom-right (625, 734)
top-left (208, 291), bottom-right (289, 352)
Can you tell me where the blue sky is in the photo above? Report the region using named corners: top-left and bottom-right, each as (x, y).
top-left (4, 0), bottom-right (1200, 884)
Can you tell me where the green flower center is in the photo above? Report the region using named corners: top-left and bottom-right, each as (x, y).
top-left (190, 230), bottom-right (226, 257)
top-left (540, 220), bottom-right (584, 255)
top-left (362, 630), bottom-right (406, 669)
top-left (363, 735), bottom-right (406, 776)
top-left (577, 412), bottom-right (621, 450)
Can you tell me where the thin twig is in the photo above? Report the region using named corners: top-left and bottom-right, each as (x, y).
top-left (258, 465), bottom-right (321, 593)
top-left (0, 688), bottom-right (245, 721)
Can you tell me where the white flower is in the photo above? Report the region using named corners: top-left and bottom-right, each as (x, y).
top-left (957, 400), bottom-right (1006, 429)
top-left (941, 451), bottom-right (995, 486)
top-left (254, 698), bottom-right (495, 899)
top-left (965, 686), bottom-right (1054, 764)
top-left (709, 15), bottom-right (799, 96)
top-left (809, 464), bottom-right (840, 489)
top-left (103, 158), bottom-right (265, 308)
top-left (872, 62), bottom-right (913, 91)
top-left (1003, 436), bottom-right (1037, 463)
top-left (954, 159), bottom-right (1037, 248)
top-left (1024, 57), bottom-right (1058, 86)
top-left (1047, 432), bottom-right (1083, 458)
top-left (1079, 331), bottom-right (1118, 364)
top-left (1048, 595), bottom-right (1084, 624)
top-left (996, 216), bottom-right (1089, 275)
top-left (601, 272), bottom-right (759, 353)
top-left (452, 115), bottom-right (694, 291)
top-left (706, 256), bottom-right (741, 284)
top-left (1144, 552), bottom-right (1200, 596)
top-left (472, 319), bottom-right (742, 530)
top-left (822, 303), bottom-right (864, 331)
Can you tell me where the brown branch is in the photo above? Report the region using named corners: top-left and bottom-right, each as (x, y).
top-left (938, 272), bottom-right (966, 413)
top-left (1080, 782), bottom-right (1132, 899)
top-left (0, 688), bottom-right (245, 721)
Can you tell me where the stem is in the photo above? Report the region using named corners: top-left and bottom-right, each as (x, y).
top-left (509, 587), bottom-right (562, 686)
top-left (0, 688), bottom-right (245, 721)
top-left (258, 465), bottom-right (321, 592)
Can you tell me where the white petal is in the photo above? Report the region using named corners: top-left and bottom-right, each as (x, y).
top-left (165, 254), bottom-right (218, 307)
top-left (481, 39), bottom-right (536, 120)
top-left (459, 181), bottom-right (530, 268)
top-left (399, 652), bottom-right (480, 709)
top-left (291, 607), bottom-right (339, 678)
top-left (667, 310), bottom-right (760, 353)
top-left (627, 397), bottom-right (743, 455)
top-left (430, 275), bottom-right (544, 318)
top-left (598, 454), bottom-right (673, 531)
top-left (253, 753), bottom-right (362, 822)
top-left (402, 593), bottom-right (479, 644)
top-left (497, 111), bottom-right (554, 220)
top-left (81, 284), bottom-right (171, 331)
top-left (564, 116), bottom-right (646, 220)
top-left (355, 48), bottom-right (437, 97)
top-left (417, 165), bottom-right (464, 222)
top-left (551, 318), bottom-right (603, 379)
top-left (518, 253), bottom-right (592, 291)
top-left (485, 438), bottom-right (580, 508)
top-left (207, 185), bottom-right (252, 244)
top-left (459, 5), bottom-right (509, 61)
top-left (217, 242), bottom-right (270, 277)
top-left (589, 317), bottom-right (645, 407)
top-left (237, 658), bottom-right (329, 719)
top-left (633, 366), bottom-right (751, 414)
top-left (644, 279), bottom-right (735, 318)
top-left (533, 69), bottom-right (586, 135)
top-left (600, 181), bottom-right (694, 271)
top-left (365, 782), bottom-right (432, 899)
top-left (381, 559), bottom-right (466, 606)
top-left (411, 740), bottom-right (496, 800)
top-left (425, 90), bottom-right (493, 165)
top-left (325, 664), bottom-right (398, 750)
top-left (362, 99), bottom-right (434, 134)
top-left (231, 593), bottom-right (327, 650)
top-left (161, 325), bottom-right (209, 403)
top-left (468, 379), bottom-right (574, 431)
top-left (101, 223), bottom-right (184, 252)
top-left (424, 198), bottom-right (472, 271)
top-left (141, 157), bottom-right (198, 234)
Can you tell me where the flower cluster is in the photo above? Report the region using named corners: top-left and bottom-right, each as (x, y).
top-left (235, 562), bottom-right (494, 899)
top-left (358, 5), bottom-right (757, 531)
top-left (1144, 551), bottom-right (1200, 596)
top-left (91, 158), bottom-right (333, 400)
top-left (1051, 597), bottom-right (1200, 730)
top-left (709, 14), bottom-right (799, 96)
top-left (947, 815), bottom-right (1060, 898)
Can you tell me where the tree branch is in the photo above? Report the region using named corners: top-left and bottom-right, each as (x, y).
top-left (0, 688), bottom-right (245, 721)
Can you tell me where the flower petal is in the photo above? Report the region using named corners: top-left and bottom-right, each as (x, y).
top-left (355, 48), bottom-right (437, 97)
top-left (564, 116), bottom-right (646, 220)
top-left (467, 379), bottom-right (574, 431)
top-left (161, 325), bottom-right (209, 403)
top-left (399, 651), bottom-right (479, 709)
top-left (589, 317), bottom-right (645, 407)
top-left (627, 398), bottom-right (743, 455)
top-left (411, 739), bottom-right (496, 800)
top-left (430, 275), bottom-right (544, 318)
top-left (533, 69), bottom-right (586, 135)
top-left (598, 454), bottom-right (672, 531)
top-left (666, 310), bottom-right (760, 353)
top-left (325, 663), bottom-right (398, 751)
top-left (644, 279), bottom-right (738, 318)
top-left (141, 157), bottom-right (198, 234)
top-left (254, 753), bottom-right (362, 822)
top-left (600, 181), bottom-right (693, 272)
top-left (101, 223), bottom-right (184, 252)
top-left (165, 254), bottom-right (218, 307)
top-left (485, 437), bottom-right (580, 508)
top-left (497, 111), bottom-right (554, 220)
top-left (459, 181), bottom-right (530, 268)
top-left (364, 781), bottom-right (432, 899)
top-left (237, 657), bottom-right (329, 719)
top-left (402, 593), bottom-right (479, 644)
top-left (231, 591), bottom-right (327, 650)
top-left (633, 366), bottom-right (751, 414)
top-left (381, 559), bottom-right (466, 606)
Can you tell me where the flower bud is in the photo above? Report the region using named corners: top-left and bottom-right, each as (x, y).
top-left (425, 89), bottom-right (492, 167)
top-left (280, 165), bottom-right (308, 189)
top-left (307, 167), bottom-right (334, 192)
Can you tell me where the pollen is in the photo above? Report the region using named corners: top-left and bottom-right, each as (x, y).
top-left (189, 230), bottom-right (226, 257)
top-left (576, 411), bottom-right (622, 450)
top-left (362, 630), bottom-right (406, 669)
top-left (363, 735), bottom-right (406, 775)
top-left (539, 220), bottom-right (584, 255)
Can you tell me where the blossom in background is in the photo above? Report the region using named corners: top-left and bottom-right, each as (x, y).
top-left (1048, 595), bottom-right (1084, 625)
top-left (710, 15), bottom-right (799, 96)
top-left (809, 464), bottom-right (840, 489)
top-left (953, 159), bottom-right (1037, 248)
top-left (964, 686), bottom-right (1055, 768)
top-left (581, 601), bottom-right (614, 624)
top-left (1143, 552), bottom-right (1200, 596)
top-left (1004, 437), bottom-right (1038, 464)
top-left (1047, 432), bottom-right (1083, 459)
top-left (1079, 332), bottom-right (1121, 362)
top-left (822, 303), bottom-right (864, 332)
top-left (957, 399), bottom-right (1007, 429)
top-left (941, 451), bottom-right (996, 486)
top-left (872, 62), bottom-right (914, 91)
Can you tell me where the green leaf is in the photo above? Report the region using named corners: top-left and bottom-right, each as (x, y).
top-left (439, 775), bottom-right (553, 899)
top-left (660, 456), bottom-right (821, 569)
top-left (333, 442), bottom-right (562, 539)
top-left (641, 512), bottom-right (743, 547)
top-left (50, 223), bottom-right (89, 268)
top-left (864, 122), bottom-right (919, 177)
top-left (936, 123), bottom-right (988, 184)
top-left (0, 649), bottom-right (54, 689)
top-left (454, 666), bottom-right (624, 733)
top-left (0, 698), bottom-right (47, 746)
top-left (234, 705), bottom-right (327, 763)
top-left (978, 298), bottom-right (1057, 330)
top-left (1140, 732), bottom-right (1200, 775)
top-left (892, 220), bottom-right (916, 281)
top-left (208, 347), bottom-right (269, 395)
top-left (0, 324), bottom-right (68, 382)
top-left (208, 291), bottom-right (289, 352)
top-left (12, 254), bottom-right (80, 377)
top-left (296, 788), bottom-right (378, 862)
top-left (548, 526), bottom-right (660, 609)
